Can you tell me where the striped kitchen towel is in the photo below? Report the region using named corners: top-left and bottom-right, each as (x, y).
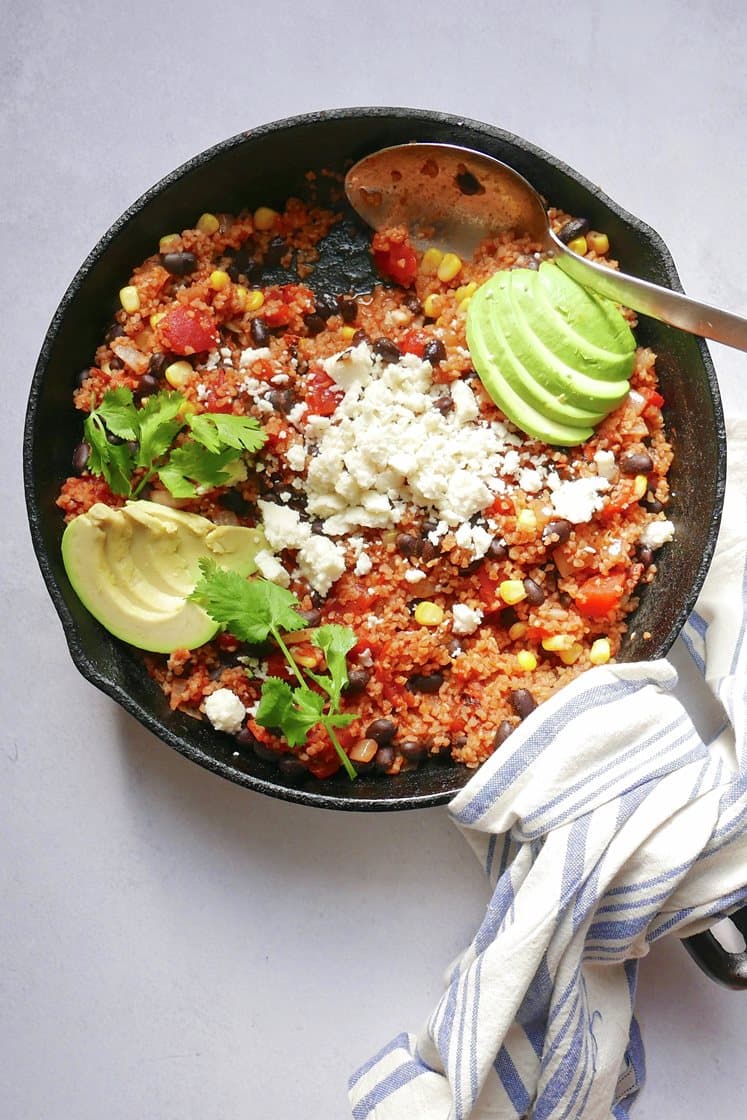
top-left (349, 418), bottom-right (747, 1120)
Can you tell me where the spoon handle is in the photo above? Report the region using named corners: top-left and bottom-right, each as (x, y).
top-left (551, 235), bottom-right (747, 352)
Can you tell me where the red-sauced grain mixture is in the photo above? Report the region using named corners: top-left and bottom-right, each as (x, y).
top-left (58, 195), bottom-right (674, 781)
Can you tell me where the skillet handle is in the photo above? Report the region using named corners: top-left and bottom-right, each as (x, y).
top-left (683, 905), bottom-right (747, 989)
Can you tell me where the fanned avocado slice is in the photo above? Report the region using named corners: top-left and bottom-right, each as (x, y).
top-left (62, 501), bottom-right (267, 653)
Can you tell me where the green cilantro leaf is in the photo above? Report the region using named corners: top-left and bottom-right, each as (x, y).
top-left (256, 681), bottom-right (326, 748)
top-left (135, 391), bottom-right (185, 470)
top-left (82, 412), bottom-right (135, 496)
top-left (96, 386), bottom-right (139, 440)
top-left (157, 444), bottom-right (242, 499)
top-left (310, 624), bottom-right (357, 706)
top-left (188, 413), bottom-right (267, 455)
top-left (190, 560), bottom-right (306, 644)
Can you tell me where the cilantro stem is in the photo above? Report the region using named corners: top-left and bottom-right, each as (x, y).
top-left (272, 629), bottom-right (308, 691)
top-left (130, 468), bottom-right (155, 499)
top-left (325, 722), bottom-right (358, 781)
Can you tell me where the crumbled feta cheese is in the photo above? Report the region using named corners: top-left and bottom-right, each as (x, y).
top-left (640, 518), bottom-right (675, 549)
top-left (257, 501), bottom-right (312, 551)
top-left (450, 380), bottom-right (479, 423)
top-left (594, 449), bottom-right (617, 480)
top-left (519, 467), bottom-right (543, 494)
top-left (358, 648), bottom-right (374, 667)
top-left (550, 477), bottom-right (610, 523)
top-left (254, 550), bottom-right (291, 587)
top-left (354, 552), bottom-right (373, 576)
top-left (239, 347), bottom-right (272, 368)
top-left (452, 603), bottom-right (484, 635)
top-left (204, 688), bottom-right (246, 735)
top-left (297, 534), bottom-right (346, 596)
top-left (404, 568), bottom-right (426, 583)
top-left (285, 443), bottom-right (306, 472)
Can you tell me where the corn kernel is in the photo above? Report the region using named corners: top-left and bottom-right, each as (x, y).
top-left (437, 252), bottom-right (463, 283)
top-left (509, 621), bottom-right (527, 640)
top-left (542, 634), bottom-right (575, 652)
top-left (209, 269), bottom-right (231, 291)
top-left (341, 325), bottom-right (357, 340)
top-left (119, 285), bottom-right (140, 313)
top-left (233, 285), bottom-right (248, 310)
top-left (517, 508), bottom-right (537, 533)
top-left (196, 212), bottom-right (220, 234)
top-left (159, 233), bottom-right (180, 252)
top-left (164, 360), bottom-right (193, 389)
top-left (455, 281), bottom-right (478, 303)
top-left (414, 601), bottom-right (444, 626)
top-left (420, 247), bottom-right (444, 275)
top-left (499, 580), bottom-right (527, 605)
top-left (293, 652), bottom-right (319, 669)
top-left (149, 311), bottom-right (165, 329)
top-left (567, 235), bottom-right (588, 256)
top-left (423, 293), bottom-right (441, 319)
top-left (633, 474), bottom-right (648, 500)
top-left (254, 206), bottom-right (278, 231)
top-left (516, 650), bottom-right (538, 672)
top-left (558, 643), bottom-right (583, 665)
top-left (589, 638), bottom-right (612, 665)
top-left (458, 296), bottom-right (473, 313)
top-left (587, 231), bottom-right (610, 255)
top-left (245, 289), bottom-right (265, 312)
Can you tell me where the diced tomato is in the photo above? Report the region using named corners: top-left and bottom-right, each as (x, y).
top-left (575, 573), bottom-right (625, 618)
top-left (305, 370), bottom-right (343, 416)
top-left (373, 243), bottom-right (419, 287)
top-left (158, 304), bottom-right (219, 355)
top-left (487, 494), bottom-right (515, 517)
top-left (476, 566), bottom-right (502, 610)
top-left (642, 388), bottom-right (665, 409)
top-left (400, 327), bottom-right (429, 357)
top-left (265, 651), bottom-right (294, 681)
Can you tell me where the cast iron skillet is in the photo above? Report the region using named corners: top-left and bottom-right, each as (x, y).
top-left (24, 108), bottom-right (744, 981)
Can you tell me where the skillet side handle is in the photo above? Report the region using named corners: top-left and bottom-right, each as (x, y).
top-left (682, 906), bottom-right (747, 990)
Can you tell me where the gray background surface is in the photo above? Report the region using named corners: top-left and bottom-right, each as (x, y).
top-left (3, 1), bottom-right (747, 1116)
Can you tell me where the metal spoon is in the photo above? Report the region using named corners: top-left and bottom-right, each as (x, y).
top-left (345, 142), bottom-right (747, 351)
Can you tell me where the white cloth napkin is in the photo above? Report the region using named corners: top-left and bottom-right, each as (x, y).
top-left (349, 419), bottom-right (747, 1120)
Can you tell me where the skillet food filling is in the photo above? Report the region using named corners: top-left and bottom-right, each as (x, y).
top-left (57, 194), bottom-right (674, 781)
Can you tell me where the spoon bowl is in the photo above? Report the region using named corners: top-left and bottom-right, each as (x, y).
top-left (345, 142), bottom-right (747, 352)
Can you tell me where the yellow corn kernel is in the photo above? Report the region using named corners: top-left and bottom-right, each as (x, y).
top-left (437, 252), bottom-right (463, 283)
top-left (414, 601), bottom-right (444, 627)
top-left (196, 212), bottom-right (220, 234)
top-left (542, 634), bottom-right (575, 652)
top-left (341, 325), bottom-right (357, 340)
top-left (244, 289), bottom-right (265, 312)
top-left (420, 247), bottom-right (444, 275)
top-left (517, 508), bottom-right (537, 533)
top-left (508, 621), bottom-right (527, 640)
top-left (558, 643), bottom-right (583, 665)
top-left (633, 474), bottom-right (648, 500)
top-left (149, 311), bottom-right (165, 329)
top-left (589, 638), bottom-right (612, 665)
top-left (233, 285), bottom-right (248, 310)
top-left (423, 293), bottom-right (441, 319)
top-left (499, 580), bottom-right (527, 605)
top-left (587, 231), bottom-right (610, 255)
top-left (159, 233), bottom-right (180, 252)
top-left (293, 652), bottom-right (319, 669)
top-left (567, 235), bottom-right (588, 256)
top-left (209, 269), bottom-right (231, 291)
top-left (119, 285), bottom-right (140, 314)
top-left (455, 281), bottom-right (478, 303)
top-left (516, 650), bottom-right (538, 672)
top-left (253, 206), bottom-right (278, 231)
top-left (457, 296), bottom-right (473, 313)
top-left (164, 360), bottom-right (193, 389)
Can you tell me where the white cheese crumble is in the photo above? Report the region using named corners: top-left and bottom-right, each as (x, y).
top-left (354, 552), bottom-right (373, 576)
top-left (285, 443), bottom-right (306, 472)
top-left (452, 603), bottom-right (483, 635)
top-left (297, 535), bottom-right (347, 596)
top-left (404, 568), bottom-right (426, 583)
top-left (550, 477), bottom-right (610, 524)
top-left (640, 518), bottom-right (675, 549)
top-left (254, 549), bottom-right (291, 587)
top-left (594, 449), bottom-right (617, 480)
top-left (204, 688), bottom-right (246, 734)
top-left (239, 347), bottom-right (272, 367)
top-left (257, 501), bottom-right (311, 551)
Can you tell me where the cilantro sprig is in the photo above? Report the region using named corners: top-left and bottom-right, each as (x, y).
top-left (82, 387), bottom-right (266, 499)
top-left (190, 560), bottom-right (359, 780)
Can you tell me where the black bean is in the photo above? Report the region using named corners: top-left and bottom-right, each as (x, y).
top-left (135, 373), bottom-right (160, 399)
top-left (344, 669), bottom-right (371, 694)
top-left (396, 532), bottom-right (422, 558)
top-left (252, 740), bottom-right (281, 765)
top-left (399, 740), bottom-right (427, 763)
top-left (499, 606), bottom-right (519, 628)
top-left (523, 578), bottom-right (545, 606)
top-left (295, 358), bottom-right (309, 376)
top-left (352, 329), bottom-right (370, 346)
top-left (642, 495), bottom-right (664, 513)
top-left (620, 451), bottom-right (654, 476)
top-left (423, 338), bottom-right (446, 366)
top-left (105, 321), bottom-right (127, 343)
top-left (372, 337), bottom-right (401, 364)
top-left (487, 538), bottom-right (508, 561)
top-left (338, 297), bottom-right (358, 323)
top-left (558, 591), bottom-right (572, 607)
top-left (277, 755), bottom-right (308, 782)
top-left (228, 244), bottom-right (262, 283)
top-left (161, 251), bottom-right (198, 276)
top-left (219, 490), bottom-right (251, 516)
top-left (374, 745), bottom-right (396, 773)
top-left (405, 292), bottom-right (423, 314)
top-left (366, 718), bottom-right (397, 745)
top-left (408, 672), bottom-right (444, 694)
top-left (433, 395), bottom-right (453, 415)
top-left (637, 546), bottom-right (654, 567)
top-left (421, 539), bottom-right (440, 563)
top-left (265, 236), bottom-right (285, 267)
top-left (265, 388), bottom-right (296, 414)
top-left (296, 607), bottom-right (322, 628)
top-left (250, 317), bottom-right (270, 347)
top-left (459, 557), bottom-right (483, 575)
top-left (314, 292), bottom-right (339, 319)
top-left (304, 313), bottom-right (326, 336)
top-left (492, 720), bottom-right (514, 748)
top-left (456, 169), bottom-right (485, 195)
top-left (148, 351), bottom-right (170, 378)
top-left (106, 431), bottom-right (125, 446)
top-left (510, 688), bottom-right (537, 720)
top-left (108, 356), bottom-right (124, 371)
top-left (72, 441), bottom-right (90, 473)
top-left (558, 217), bottom-right (590, 244)
top-left (543, 519), bottom-right (572, 545)
top-left (75, 367), bottom-right (93, 388)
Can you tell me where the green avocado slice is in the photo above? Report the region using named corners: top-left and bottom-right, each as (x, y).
top-left (62, 501), bottom-right (267, 653)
